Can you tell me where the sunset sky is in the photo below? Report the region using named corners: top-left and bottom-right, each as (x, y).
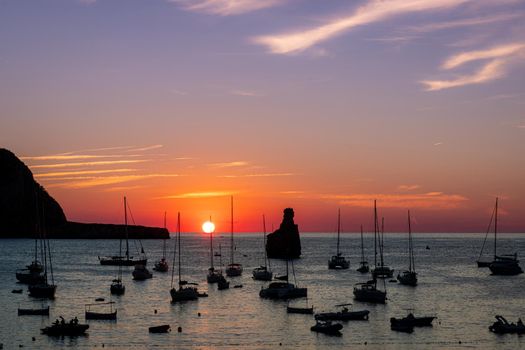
top-left (1, 0), bottom-right (524, 233)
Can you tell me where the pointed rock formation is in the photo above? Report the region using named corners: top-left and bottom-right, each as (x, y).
top-left (266, 208), bottom-right (301, 259)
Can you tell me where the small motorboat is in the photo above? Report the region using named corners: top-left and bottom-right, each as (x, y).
top-left (18, 306), bottom-right (50, 316)
top-left (403, 313), bottom-right (436, 327)
top-left (397, 271), bottom-right (418, 286)
top-left (207, 267), bottom-right (223, 283)
top-left (42, 318), bottom-right (89, 336)
top-left (217, 275), bottom-right (230, 290)
top-left (15, 270), bottom-right (45, 285)
top-left (489, 315), bottom-right (525, 334)
top-left (259, 282), bottom-right (307, 300)
top-left (132, 264), bottom-right (153, 280)
top-left (225, 263), bottom-right (243, 277)
top-left (85, 302), bottom-right (117, 320)
top-left (149, 324), bottom-right (170, 333)
top-left (110, 279), bottom-right (125, 295)
top-left (28, 283), bottom-right (56, 299)
top-left (252, 266), bottom-right (273, 281)
top-left (310, 320), bottom-right (343, 336)
top-left (12, 289), bottom-right (23, 294)
top-left (390, 318), bottom-right (414, 333)
top-left (315, 305), bottom-right (369, 321)
top-left (287, 306), bottom-right (313, 314)
top-left (328, 254), bottom-right (350, 270)
top-left (153, 258), bottom-right (169, 272)
top-left (489, 255), bottom-right (523, 276)
top-left (353, 281), bottom-right (386, 304)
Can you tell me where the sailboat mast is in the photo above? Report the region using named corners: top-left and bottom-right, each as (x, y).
top-left (336, 208), bottom-right (341, 255)
top-left (494, 197), bottom-right (498, 259)
top-left (178, 212), bottom-right (181, 286)
top-left (230, 196), bottom-right (234, 265)
top-left (408, 210), bottom-right (413, 272)
top-left (263, 214), bottom-right (268, 269)
top-left (374, 200), bottom-right (377, 267)
top-left (124, 196), bottom-right (129, 260)
top-left (380, 217), bottom-right (385, 267)
top-left (360, 225), bottom-right (365, 262)
top-left (210, 216), bottom-right (214, 269)
top-left (163, 211), bottom-right (167, 259)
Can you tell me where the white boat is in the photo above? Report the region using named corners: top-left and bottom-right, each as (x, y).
top-left (170, 212), bottom-right (199, 302)
top-left (226, 196), bottom-right (243, 277)
top-left (328, 209), bottom-right (350, 270)
top-left (397, 210), bottom-right (418, 286)
top-left (253, 215), bottom-right (273, 281)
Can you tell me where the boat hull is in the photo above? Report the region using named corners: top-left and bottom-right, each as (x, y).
top-left (477, 260), bottom-right (492, 268)
top-left (328, 256), bottom-right (350, 270)
top-left (372, 266), bottom-right (394, 279)
top-left (226, 264), bottom-right (243, 277)
top-left (170, 287), bottom-right (198, 302)
top-left (85, 311), bottom-right (117, 320)
top-left (310, 322), bottom-right (343, 335)
top-left (41, 324), bottom-right (89, 336)
top-left (315, 310), bottom-right (369, 321)
top-left (489, 261), bottom-right (523, 276)
top-left (18, 306), bottom-right (50, 316)
top-left (259, 282), bottom-right (307, 300)
top-left (28, 284), bottom-right (56, 299)
top-left (252, 268), bottom-right (273, 281)
top-left (397, 271), bottom-right (418, 286)
top-left (110, 281), bottom-right (125, 295)
top-left (353, 287), bottom-right (386, 304)
top-left (15, 271), bottom-right (45, 285)
top-left (99, 257), bottom-right (147, 266)
top-left (287, 306), bottom-right (314, 314)
top-left (149, 325), bottom-right (170, 333)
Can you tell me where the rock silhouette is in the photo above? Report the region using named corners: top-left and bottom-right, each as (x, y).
top-left (266, 208), bottom-right (301, 259)
top-left (0, 148), bottom-right (168, 239)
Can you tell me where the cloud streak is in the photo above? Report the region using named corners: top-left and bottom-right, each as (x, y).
top-left (253, 0), bottom-right (470, 54)
top-left (48, 174), bottom-right (182, 189)
top-left (30, 160), bottom-right (147, 169)
top-left (35, 169), bottom-right (135, 178)
top-left (422, 42), bottom-right (525, 91)
top-left (171, 0), bottom-right (282, 16)
top-left (159, 191), bottom-right (237, 199)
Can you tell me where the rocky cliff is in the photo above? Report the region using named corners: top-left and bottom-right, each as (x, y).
top-left (266, 208), bottom-right (301, 259)
top-left (0, 148), bottom-right (168, 239)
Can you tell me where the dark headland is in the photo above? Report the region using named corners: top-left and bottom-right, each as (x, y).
top-left (266, 208), bottom-right (302, 259)
top-left (0, 148), bottom-right (169, 239)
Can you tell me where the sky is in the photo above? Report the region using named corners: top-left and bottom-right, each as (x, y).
top-left (1, 0), bottom-right (524, 233)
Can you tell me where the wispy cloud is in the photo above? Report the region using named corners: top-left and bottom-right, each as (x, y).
top-left (253, 0), bottom-right (470, 54)
top-left (397, 184), bottom-right (420, 191)
top-left (323, 192), bottom-right (468, 210)
top-left (158, 191), bottom-right (237, 199)
top-left (422, 42), bottom-right (525, 91)
top-left (209, 161), bottom-right (249, 168)
top-left (171, 0), bottom-right (282, 16)
top-left (125, 144), bottom-right (163, 152)
top-left (231, 90), bottom-right (263, 97)
top-left (407, 12), bottom-right (523, 33)
top-left (21, 154), bottom-right (140, 161)
top-left (30, 160), bottom-right (147, 169)
top-left (433, 142), bottom-right (443, 146)
top-left (441, 43), bottom-right (525, 69)
top-left (35, 169), bottom-right (135, 178)
top-left (219, 173), bottom-right (294, 178)
top-left (49, 174), bottom-right (182, 189)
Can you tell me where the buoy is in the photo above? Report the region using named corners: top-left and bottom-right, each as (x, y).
top-left (279, 343), bottom-right (282, 346)
top-left (198, 312), bottom-right (201, 317)
top-left (178, 326), bottom-right (182, 333)
top-left (364, 342), bottom-right (367, 345)
top-left (32, 337), bottom-right (35, 341)
top-left (154, 309), bottom-right (157, 314)
top-left (459, 341), bottom-right (462, 344)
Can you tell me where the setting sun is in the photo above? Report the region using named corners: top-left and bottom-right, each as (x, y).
top-left (202, 220), bottom-right (215, 234)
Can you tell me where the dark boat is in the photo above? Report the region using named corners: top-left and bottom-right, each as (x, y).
top-left (489, 315), bottom-right (525, 334)
top-left (170, 212), bottom-right (199, 303)
top-left (110, 278), bottom-right (125, 295)
top-left (18, 306), bottom-right (50, 316)
top-left (287, 306), bottom-right (314, 314)
top-left (85, 302), bottom-right (117, 320)
top-left (479, 198), bottom-right (523, 275)
top-left (132, 264), bottom-right (153, 280)
top-left (154, 212), bottom-right (170, 272)
top-left (99, 196), bottom-right (148, 266)
top-left (315, 305), bottom-right (369, 321)
top-left (205, 217), bottom-right (225, 283)
top-left (260, 258), bottom-right (306, 300)
top-left (353, 280), bottom-right (386, 304)
top-left (328, 209), bottom-right (350, 270)
top-left (42, 320), bottom-right (89, 336)
top-left (225, 197), bottom-right (243, 277)
top-left (390, 317), bottom-right (414, 333)
top-left (253, 215), bottom-right (273, 280)
top-left (393, 313), bottom-right (436, 327)
top-left (357, 225), bottom-right (369, 273)
top-left (397, 210), bottom-right (418, 286)
top-left (149, 324), bottom-right (171, 333)
top-left (371, 203), bottom-right (393, 279)
top-left (310, 321), bottom-right (343, 336)
top-left (217, 275), bottom-right (230, 290)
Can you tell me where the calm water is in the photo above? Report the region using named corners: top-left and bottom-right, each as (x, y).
top-left (1, 233), bottom-right (524, 349)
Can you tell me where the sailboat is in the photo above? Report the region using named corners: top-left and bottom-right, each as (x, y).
top-left (485, 198), bottom-right (523, 275)
top-left (353, 200), bottom-right (386, 304)
top-left (371, 207), bottom-right (394, 279)
top-left (259, 258), bottom-right (306, 300)
top-left (225, 196), bottom-right (242, 277)
top-left (328, 209), bottom-right (349, 270)
top-left (28, 198), bottom-right (57, 299)
top-left (357, 225), bottom-right (369, 273)
top-left (154, 212), bottom-right (170, 272)
top-left (397, 210), bottom-right (417, 286)
top-left (170, 212), bottom-right (199, 303)
top-left (216, 243), bottom-right (230, 290)
top-left (110, 227), bottom-right (125, 295)
top-left (253, 214), bottom-right (273, 281)
top-left (206, 217), bottom-right (223, 283)
top-left (99, 197), bottom-right (147, 266)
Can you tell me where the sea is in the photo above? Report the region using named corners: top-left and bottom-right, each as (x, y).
top-left (1, 233), bottom-right (524, 349)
